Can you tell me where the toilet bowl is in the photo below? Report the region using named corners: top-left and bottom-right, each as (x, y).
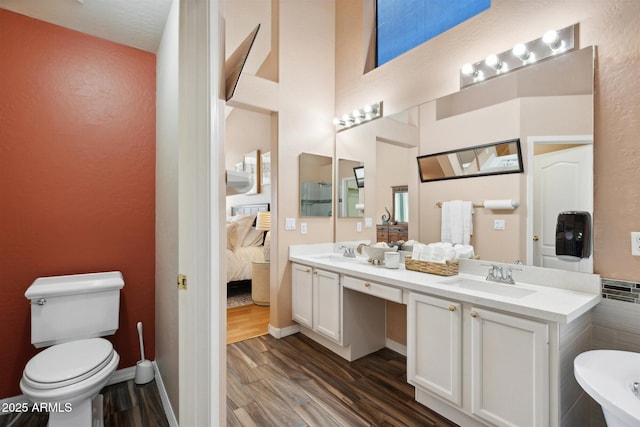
top-left (21, 271), bottom-right (125, 427)
top-left (20, 338), bottom-right (120, 427)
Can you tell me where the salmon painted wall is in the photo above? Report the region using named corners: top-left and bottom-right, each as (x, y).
top-left (0, 10), bottom-right (156, 398)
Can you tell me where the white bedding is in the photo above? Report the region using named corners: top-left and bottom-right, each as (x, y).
top-left (226, 246), bottom-right (265, 282)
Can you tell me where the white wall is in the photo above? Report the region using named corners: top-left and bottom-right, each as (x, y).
top-left (155, 0), bottom-right (179, 417)
top-left (272, 0), bottom-right (335, 328)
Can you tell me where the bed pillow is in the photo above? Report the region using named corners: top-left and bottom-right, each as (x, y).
top-left (241, 227), bottom-right (264, 247)
top-left (230, 214), bottom-right (257, 247)
top-left (226, 222), bottom-right (239, 251)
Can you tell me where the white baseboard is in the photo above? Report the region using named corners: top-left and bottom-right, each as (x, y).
top-left (385, 338), bottom-right (407, 356)
top-left (269, 323), bottom-right (299, 339)
top-left (153, 361), bottom-right (178, 427)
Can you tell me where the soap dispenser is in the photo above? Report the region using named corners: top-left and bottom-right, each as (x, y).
top-left (555, 211), bottom-right (591, 261)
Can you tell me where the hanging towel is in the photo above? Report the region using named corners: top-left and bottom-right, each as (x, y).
top-left (462, 201), bottom-right (473, 245)
top-left (441, 200), bottom-right (474, 245)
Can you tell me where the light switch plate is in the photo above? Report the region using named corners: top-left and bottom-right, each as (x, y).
top-left (632, 232), bottom-right (640, 256)
top-left (300, 223), bottom-right (307, 234)
top-left (365, 218), bottom-right (373, 228)
top-left (493, 219), bottom-right (506, 230)
top-left (285, 218), bottom-right (296, 231)
top-left (357, 222), bottom-right (363, 232)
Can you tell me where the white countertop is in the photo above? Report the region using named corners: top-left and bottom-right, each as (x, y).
top-left (289, 243), bottom-right (601, 324)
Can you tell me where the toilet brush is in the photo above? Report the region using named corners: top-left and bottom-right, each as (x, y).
top-left (134, 321), bottom-right (154, 385)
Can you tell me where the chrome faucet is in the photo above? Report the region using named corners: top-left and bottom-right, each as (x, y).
top-left (486, 264), bottom-right (516, 285)
top-left (338, 245), bottom-right (356, 258)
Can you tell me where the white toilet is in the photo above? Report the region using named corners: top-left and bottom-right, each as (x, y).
top-left (20, 271), bottom-right (125, 427)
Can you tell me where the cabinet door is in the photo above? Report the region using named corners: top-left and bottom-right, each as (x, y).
top-left (469, 307), bottom-right (549, 427)
top-left (291, 263), bottom-right (313, 328)
top-left (408, 293), bottom-right (462, 406)
top-left (313, 269), bottom-right (341, 342)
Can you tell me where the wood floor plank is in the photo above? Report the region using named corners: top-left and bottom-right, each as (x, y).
top-left (245, 379), bottom-right (308, 426)
top-left (293, 399), bottom-right (343, 427)
top-left (256, 363), bottom-right (311, 407)
top-left (227, 304), bottom-right (270, 344)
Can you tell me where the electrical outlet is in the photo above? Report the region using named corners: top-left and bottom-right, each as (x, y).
top-left (631, 232), bottom-right (640, 256)
top-left (357, 222), bottom-right (363, 232)
top-left (285, 218), bottom-right (296, 231)
top-left (493, 219), bottom-right (506, 230)
top-left (300, 223), bottom-right (307, 234)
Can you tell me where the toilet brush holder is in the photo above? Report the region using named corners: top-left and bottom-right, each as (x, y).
top-left (134, 321), bottom-right (155, 385)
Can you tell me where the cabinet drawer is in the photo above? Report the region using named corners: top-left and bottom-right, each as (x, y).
top-left (342, 275), bottom-right (402, 303)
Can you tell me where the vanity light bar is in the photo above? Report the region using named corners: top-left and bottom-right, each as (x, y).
top-left (459, 24), bottom-right (576, 88)
top-left (333, 101), bottom-right (383, 131)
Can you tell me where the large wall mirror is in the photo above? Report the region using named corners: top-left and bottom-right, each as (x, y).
top-left (337, 159), bottom-right (364, 218)
top-left (417, 139), bottom-right (523, 182)
top-left (299, 153), bottom-right (333, 217)
top-left (332, 46), bottom-right (594, 272)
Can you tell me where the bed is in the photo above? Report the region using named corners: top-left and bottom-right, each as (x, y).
top-left (226, 203), bottom-right (270, 284)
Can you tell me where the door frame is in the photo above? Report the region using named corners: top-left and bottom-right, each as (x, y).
top-left (178, 0), bottom-right (225, 425)
top-left (525, 135), bottom-right (593, 268)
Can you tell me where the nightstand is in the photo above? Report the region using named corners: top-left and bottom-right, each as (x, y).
top-left (251, 261), bottom-right (270, 306)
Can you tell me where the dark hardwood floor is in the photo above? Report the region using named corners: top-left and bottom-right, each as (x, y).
top-left (0, 379), bottom-right (168, 427)
top-left (227, 333), bottom-right (458, 427)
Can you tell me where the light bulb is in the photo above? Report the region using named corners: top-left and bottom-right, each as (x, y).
top-left (485, 54), bottom-right (502, 70)
top-left (332, 117), bottom-right (341, 126)
top-left (543, 30), bottom-right (561, 49)
top-left (512, 43), bottom-right (530, 61)
top-left (461, 63), bottom-right (477, 77)
top-left (363, 104), bottom-right (373, 113)
top-left (353, 109), bottom-right (362, 118)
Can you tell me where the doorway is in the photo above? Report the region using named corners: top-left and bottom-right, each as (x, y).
top-left (527, 136), bottom-right (593, 272)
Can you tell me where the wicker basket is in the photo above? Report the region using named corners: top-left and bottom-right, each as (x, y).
top-left (404, 256), bottom-right (459, 276)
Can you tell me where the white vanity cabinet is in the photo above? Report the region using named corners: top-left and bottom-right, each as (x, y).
top-left (407, 293), bottom-right (462, 406)
top-left (409, 293), bottom-right (550, 427)
top-left (291, 263), bottom-right (341, 343)
top-left (291, 263), bottom-right (313, 328)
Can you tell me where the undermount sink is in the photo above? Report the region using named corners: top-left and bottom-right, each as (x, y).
top-left (439, 277), bottom-right (536, 299)
top-left (574, 350), bottom-right (640, 426)
top-left (309, 253), bottom-right (361, 263)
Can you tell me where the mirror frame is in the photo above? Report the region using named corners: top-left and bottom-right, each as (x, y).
top-left (416, 138), bottom-right (524, 183)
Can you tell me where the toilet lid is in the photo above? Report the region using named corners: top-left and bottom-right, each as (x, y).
top-left (24, 338), bottom-right (114, 387)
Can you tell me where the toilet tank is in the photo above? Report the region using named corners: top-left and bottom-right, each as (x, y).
top-left (26, 271), bottom-right (125, 348)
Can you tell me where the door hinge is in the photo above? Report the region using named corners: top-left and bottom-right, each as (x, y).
top-left (177, 274), bottom-right (187, 290)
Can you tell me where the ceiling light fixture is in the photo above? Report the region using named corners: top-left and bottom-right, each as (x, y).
top-left (460, 24), bottom-right (575, 89)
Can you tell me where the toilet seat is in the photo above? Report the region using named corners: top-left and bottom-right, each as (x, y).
top-left (23, 338), bottom-right (115, 390)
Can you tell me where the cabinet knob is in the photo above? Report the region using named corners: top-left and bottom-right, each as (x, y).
top-left (305, 268), bottom-right (311, 273)
top-left (364, 282), bottom-right (370, 287)
top-left (470, 311), bottom-right (479, 317)
top-left (313, 271), bottom-right (318, 275)
top-left (448, 305), bottom-right (456, 312)
top-left (533, 235), bottom-right (539, 241)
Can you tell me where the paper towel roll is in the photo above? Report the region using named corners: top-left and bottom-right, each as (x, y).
top-left (483, 199), bottom-right (519, 210)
